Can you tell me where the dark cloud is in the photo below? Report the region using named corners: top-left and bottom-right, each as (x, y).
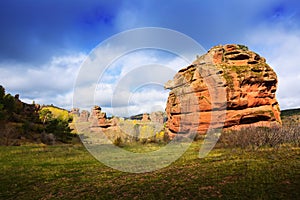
top-left (1, 0), bottom-right (299, 64)
top-left (0, 0), bottom-right (120, 64)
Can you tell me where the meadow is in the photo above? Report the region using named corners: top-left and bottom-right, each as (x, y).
top-left (0, 140), bottom-right (299, 200)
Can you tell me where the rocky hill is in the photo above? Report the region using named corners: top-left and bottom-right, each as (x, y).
top-left (165, 44), bottom-right (281, 135)
top-left (0, 85), bottom-right (74, 145)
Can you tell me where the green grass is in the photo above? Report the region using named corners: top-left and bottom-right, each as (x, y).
top-left (0, 142), bottom-right (299, 199)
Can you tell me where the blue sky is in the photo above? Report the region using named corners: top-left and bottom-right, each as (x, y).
top-left (0, 0), bottom-right (300, 115)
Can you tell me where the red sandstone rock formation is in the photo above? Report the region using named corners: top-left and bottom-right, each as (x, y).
top-left (165, 44), bottom-right (281, 135)
top-left (70, 108), bottom-right (80, 116)
top-left (88, 106), bottom-right (111, 127)
top-left (141, 113), bottom-right (150, 122)
top-left (79, 110), bottom-right (89, 122)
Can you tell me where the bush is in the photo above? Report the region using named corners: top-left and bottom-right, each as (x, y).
top-left (113, 137), bottom-right (123, 147)
top-left (45, 118), bottom-right (73, 143)
top-left (0, 124), bottom-right (20, 146)
top-left (3, 94), bottom-right (16, 115)
top-left (41, 132), bottom-right (55, 145)
top-left (217, 125), bottom-right (300, 150)
top-left (0, 103), bottom-right (5, 121)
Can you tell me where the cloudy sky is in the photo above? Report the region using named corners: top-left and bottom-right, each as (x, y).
top-left (0, 0), bottom-right (300, 116)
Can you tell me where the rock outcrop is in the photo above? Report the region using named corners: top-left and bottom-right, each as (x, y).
top-left (79, 110), bottom-right (89, 122)
top-left (88, 106), bottom-right (111, 127)
top-left (141, 113), bottom-right (150, 122)
top-left (70, 108), bottom-right (80, 116)
top-left (165, 44), bottom-right (281, 135)
top-left (150, 111), bottom-right (165, 124)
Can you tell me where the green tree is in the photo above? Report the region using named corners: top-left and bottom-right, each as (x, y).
top-left (3, 94), bottom-right (16, 115)
top-left (39, 109), bottom-right (73, 143)
top-left (0, 85), bottom-right (5, 103)
top-left (0, 86), bottom-right (5, 120)
top-left (45, 118), bottom-right (72, 143)
top-left (39, 109), bottom-right (53, 125)
top-left (0, 103), bottom-right (5, 121)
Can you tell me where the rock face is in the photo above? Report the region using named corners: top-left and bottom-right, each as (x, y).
top-left (165, 44), bottom-right (281, 135)
top-left (150, 111), bottom-right (165, 124)
top-left (141, 113), bottom-right (150, 122)
top-left (70, 108), bottom-right (80, 116)
top-left (88, 106), bottom-right (110, 127)
top-left (79, 110), bottom-right (89, 122)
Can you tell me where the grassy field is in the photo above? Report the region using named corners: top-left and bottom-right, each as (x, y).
top-left (0, 141), bottom-right (299, 199)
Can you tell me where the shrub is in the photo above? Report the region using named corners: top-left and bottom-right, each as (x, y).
top-left (45, 118), bottom-right (73, 143)
top-left (133, 124), bottom-right (140, 141)
top-left (163, 131), bottom-right (170, 143)
top-left (217, 125), bottom-right (300, 150)
top-left (238, 44), bottom-right (249, 51)
top-left (0, 124), bottom-right (20, 146)
top-left (41, 132), bottom-right (55, 145)
top-left (113, 137), bottom-right (123, 147)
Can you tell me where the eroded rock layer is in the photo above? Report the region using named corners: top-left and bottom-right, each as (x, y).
top-left (165, 44), bottom-right (281, 135)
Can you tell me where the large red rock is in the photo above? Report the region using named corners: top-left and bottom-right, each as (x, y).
top-left (165, 44), bottom-right (281, 135)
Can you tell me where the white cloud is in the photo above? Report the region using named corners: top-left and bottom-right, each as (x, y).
top-left (3, 25), bottom-right (300, 115)
top-left (73, 48), bottom-right (190, 117)
top-left (0, 53), bottom-right (86, 108)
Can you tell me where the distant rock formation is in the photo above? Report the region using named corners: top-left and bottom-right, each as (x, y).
top-left (88, 106), bottom-right (112, 128)
top-left (165, 44), bottom-right (281, 135)
top-left (150, 111), bottom-right (165, 124)
top-left (79, 110), bottom-right (89, 122)
top-left (142, 113), bottom-right (150, 122)
top-left (70, 108), bottom-right (79, 116)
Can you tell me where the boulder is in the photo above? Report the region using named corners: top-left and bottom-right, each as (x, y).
top-left (165, 44), bottom-right (281, 135)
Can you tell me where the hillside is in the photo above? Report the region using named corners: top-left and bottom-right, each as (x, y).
top-left (1, 81), bottom-right (300, 147)
top-left (40, 105), bottom-right (72, 121)
top-left (281, 108), bottom-right (300, 117)
top-left (281, 108), bottom-right (300, 124)
top-left (0, 85), bottom-right (75, 145)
